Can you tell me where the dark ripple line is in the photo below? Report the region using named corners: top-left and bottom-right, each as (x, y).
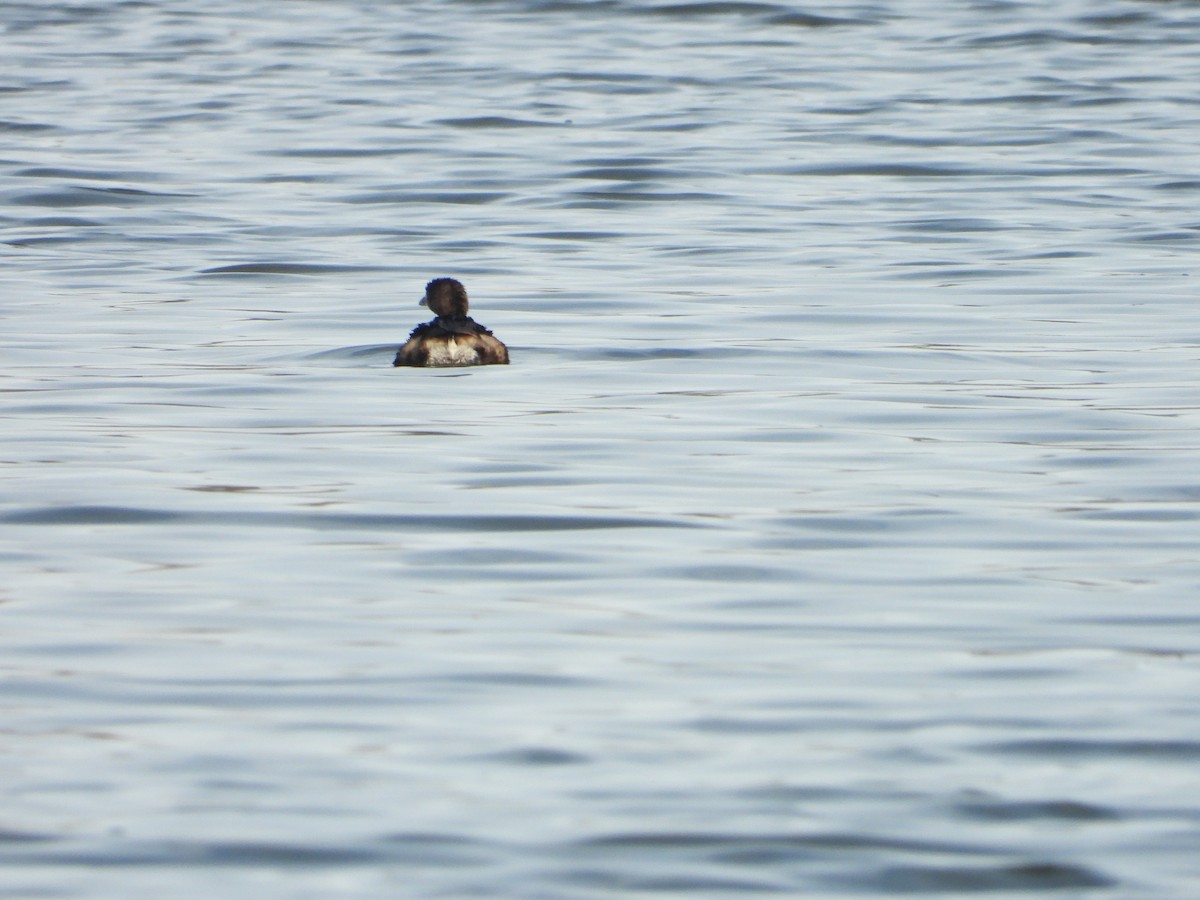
top-left (0, 836), bottom-right (486, 868)
top-left (198, 263), bottom-right (388, 276)
top-left (565, 189), bottom-right (724, 204)
top-left (10, 186), bottom-right (193, 207)
top-left (578, 830), bottom-right (986, 856)
top-left (0, 831), bottom-right (1113, 891)
top-left (762, 163), bottom-right (1143, 178)
top-left (638, 2), bottom-right (864, 26)
top-left (566, 870), bottom-right (780, 892)
top-left (568, 166), bottom-right (702, 181)
top-left (16, 166), bottom-right (163, 182)
top-left (982, 738), bottom-right (1200, 760)
top-left (1, 505), bottom-right (699, 532)
top-left (477, 747), bottom-right (589, 766)
top-left (645, 1), bottom-right (786, 14)
top-left (1074, 508), bottom-right (1200, 522)
top-left (955, 799), bottom-right (1119, 822)
top-left (265, 147), bottom-right (422, 158)
top-left (769, 11), bottom-right (864, 27)
top-left (962, 28), bottom-right (1156, 48)
top-left (1, 669), bottom-right (600, 706)
top-left (866, 861), bottom-right (1115, 892)
top-left (434, 115), bottom-right (562, 129)
top-left (0, 119), bottom-right (56, 132)
top-left (338, 191), bottom-right (508, 205)
top-left (0, 830), bottom-right (53, 845)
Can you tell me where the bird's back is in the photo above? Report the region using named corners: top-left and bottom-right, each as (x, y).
top-left (394, 317), bottom-right (509, 367)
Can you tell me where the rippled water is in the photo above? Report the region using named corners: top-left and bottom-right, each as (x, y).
top-left (3, 0), bottom-right (1200, 896)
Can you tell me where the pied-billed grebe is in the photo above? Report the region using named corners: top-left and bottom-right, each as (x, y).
top-left (393, 277), bottom-right (510, 367)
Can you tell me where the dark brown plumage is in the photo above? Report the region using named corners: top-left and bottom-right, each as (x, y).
top-left (393, 278), bottom-right (510, 368)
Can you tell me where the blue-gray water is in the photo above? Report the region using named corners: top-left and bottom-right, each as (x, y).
top-left (3, 1), bottom-right (1200, 896)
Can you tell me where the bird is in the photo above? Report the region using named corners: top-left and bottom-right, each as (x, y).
top-left (393, 278), bottom-right (510, 367)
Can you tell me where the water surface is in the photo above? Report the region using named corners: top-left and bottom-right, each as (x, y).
top-left (3, 0), bottom-right (1200, 896)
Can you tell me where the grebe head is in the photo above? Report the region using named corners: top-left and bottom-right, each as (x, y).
top-left (421, 277), bottom-right (469, 318)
